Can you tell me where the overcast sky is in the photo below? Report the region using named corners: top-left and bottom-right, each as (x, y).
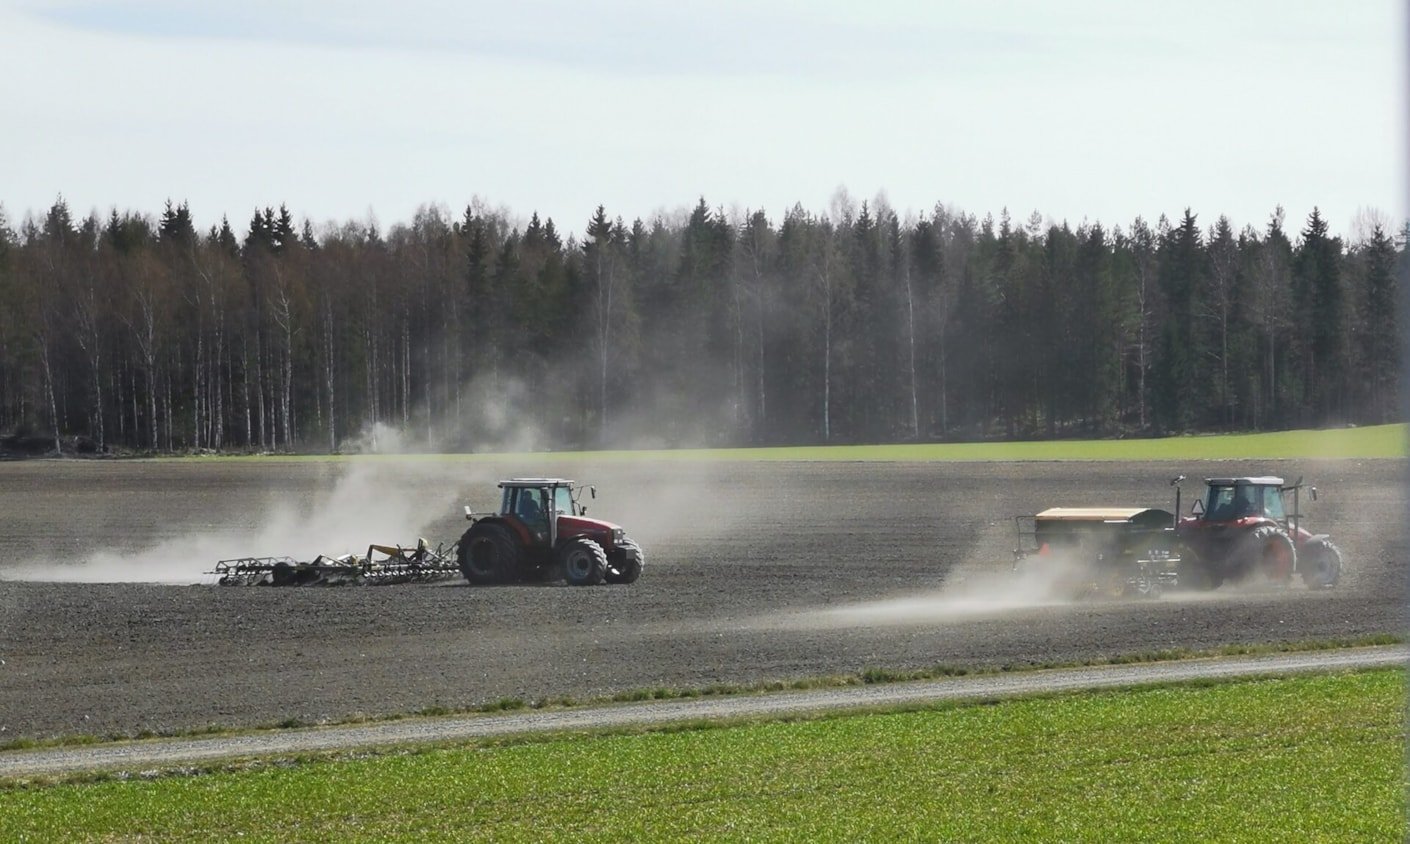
top-left (1, 0), bottom-right (1402, 239)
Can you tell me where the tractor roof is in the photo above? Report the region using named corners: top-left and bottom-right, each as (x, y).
top-left (1205, 477), bottom-right (1284, 487)
top-left (498, 478), bottom-right (575, 488)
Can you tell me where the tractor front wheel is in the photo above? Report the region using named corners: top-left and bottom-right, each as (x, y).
top-left (606, 538), bottom-right (645, 585)
top-left (559, 537), bottom-right (608, 586)
top-left (1299, 538), bottom-right (1343, 589)
top-left (459, 523), bottom-right (520, 585)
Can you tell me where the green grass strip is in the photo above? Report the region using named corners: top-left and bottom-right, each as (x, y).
top-left (149, 422), bottom-right (1407, 462)
top-left (1, 669), bottom-right (1402, 842)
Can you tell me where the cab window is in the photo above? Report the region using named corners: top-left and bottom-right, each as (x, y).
top-left (554, 486), bottom-right (574, 516)
top-left (1262, 487), bottom-right (1286, 519)
top-left (1205, 486), bottom-right (1236, 519)
top-left (514, 488), bottom-right (546, 525)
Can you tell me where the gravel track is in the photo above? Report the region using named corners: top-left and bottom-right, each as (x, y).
top-left (0, 457), bottom-right (1403, 741)
top-left (3, 646), bottom-right (1401, 779)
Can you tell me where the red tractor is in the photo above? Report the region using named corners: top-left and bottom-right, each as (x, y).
top-left (457, 478), bottom-right (644, 586)
top-left (1173, 476), bottom-right (1341, 590)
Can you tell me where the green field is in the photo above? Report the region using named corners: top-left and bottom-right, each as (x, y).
top-left (162, 422), bottom-right (1407, 462)
top-left (3, 669), bottom-right (1402, 842)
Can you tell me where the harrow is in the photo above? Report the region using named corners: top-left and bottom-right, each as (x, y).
top-left (212, 539), bottom-right (461, 586)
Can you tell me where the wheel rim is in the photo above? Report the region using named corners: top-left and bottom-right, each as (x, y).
top-left (1307, 550), bottom-right (1333, 583)
top-left (565, 549), bottom-right (591, 579)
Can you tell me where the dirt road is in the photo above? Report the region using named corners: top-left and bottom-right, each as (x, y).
top-left (0, 457), bottom-right (1402, 740)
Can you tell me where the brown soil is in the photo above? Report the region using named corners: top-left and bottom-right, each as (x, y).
top-left (0, 457), bottom-right (1402, 740)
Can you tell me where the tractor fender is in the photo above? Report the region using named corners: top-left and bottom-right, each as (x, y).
top-left (554, 528), bottom-right (614, 553)
top-left (471, 515), bottom-right (534, 547)
top-left (1240, 516), bottom-right (1280, 529)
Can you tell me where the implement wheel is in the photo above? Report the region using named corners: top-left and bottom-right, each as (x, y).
top-left (458, 522), bottom-right (521, 585)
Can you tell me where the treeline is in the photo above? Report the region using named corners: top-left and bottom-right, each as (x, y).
top-left (0, 196), bottom-right (1400, 453)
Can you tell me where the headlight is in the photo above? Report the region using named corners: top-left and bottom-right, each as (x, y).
top-left (612, 528), bottom-right (625, 545)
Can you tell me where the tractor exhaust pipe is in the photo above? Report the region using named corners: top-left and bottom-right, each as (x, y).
top-left (1169, 475), bottom-right (1185, 529)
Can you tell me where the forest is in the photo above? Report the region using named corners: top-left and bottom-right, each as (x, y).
top-left (0, 195), bottom-right (1400, 454)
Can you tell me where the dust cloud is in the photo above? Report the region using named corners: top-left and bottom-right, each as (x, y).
top-left (766, 549), bottom-right (1091, 631)
top-left (0, 461), bottom-right (471, 585)
top-left (342, 375), bottom-right (551, 455)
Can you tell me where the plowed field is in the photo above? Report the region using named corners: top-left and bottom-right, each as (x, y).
top-left (0, 457), bottom-right (1401, 740)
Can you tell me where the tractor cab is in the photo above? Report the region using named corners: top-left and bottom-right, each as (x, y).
top-left (491, 478), bottom-right (596, 548)
top-left (1192, 477), bottom-right (1288, 524)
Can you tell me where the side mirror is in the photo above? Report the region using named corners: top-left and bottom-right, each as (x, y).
top-left (1191, 499), bottom-right (1204, 516)
top-left (464, 505), bottom-right (474, 521)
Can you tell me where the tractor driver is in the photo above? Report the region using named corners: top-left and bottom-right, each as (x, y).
top-left (1232, 485), bottom-right (1258, 518)
top-left (516, 489), bottom-right (546, 530)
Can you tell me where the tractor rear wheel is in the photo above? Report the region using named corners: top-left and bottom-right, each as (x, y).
top-left (1175, 545), bottom-right (1222, 590)
top-left (559, 537), bottom-right (608, 586)
top-left (1299, 538), bottom-right (1342, 589)
top-left (458, 523), bottom-right (520, 585)
top-left (1248, 525), bottom-right (1296, 583)
top-left (606, 538), bottom-right (645, 585)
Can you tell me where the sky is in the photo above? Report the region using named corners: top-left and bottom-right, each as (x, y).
top-left (0, 0), bottom-right (1402, 240)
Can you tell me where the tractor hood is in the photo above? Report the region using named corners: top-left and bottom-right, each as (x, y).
top-left (557, 514), bottom-right (623, 540)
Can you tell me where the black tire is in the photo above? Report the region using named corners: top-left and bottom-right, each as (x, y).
top-left (606, 538), bottom-right (645, 585)
top-left (458, 522), bottom-right (521, 585)
top-left (1299, 538), bottom-right (1342, 589)
top-left (1248, 525), bottom-right (1296, 583)
top-left (1175, 546), bottom-right (1222, 591)
top-left (559, 537), bottom-right (608, 586)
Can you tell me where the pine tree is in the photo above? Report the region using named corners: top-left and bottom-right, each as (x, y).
top-left (1153, 209), bottom-right (1205, 431)
top-left (1358, 224), bottom-right (1397, 421)
top-left (1293, 208), bottom-right (1345, 422)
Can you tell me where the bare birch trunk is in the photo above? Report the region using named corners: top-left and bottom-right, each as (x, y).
top-left (401, 312), bottom-right (411, 429)
top-left (37, 332), bottom-right (61, 455)
top-left (595, 248), bottom-right (614, 441)
top-left (241, 333), bottom-right (252, 449)
top-left (903, 261), bottom-right (919, 439)
top-left (253, 326), bottom-right (266, 450)
top-left (823, 303), bottom-right (831, 442)
top-left (324, 298), bottom-right (336, 452)
top-left (1136, 263), bottom-right (1150, 431)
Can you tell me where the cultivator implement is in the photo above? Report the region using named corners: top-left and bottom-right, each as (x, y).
top-left (212, 540), bottom-right (460, 586)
